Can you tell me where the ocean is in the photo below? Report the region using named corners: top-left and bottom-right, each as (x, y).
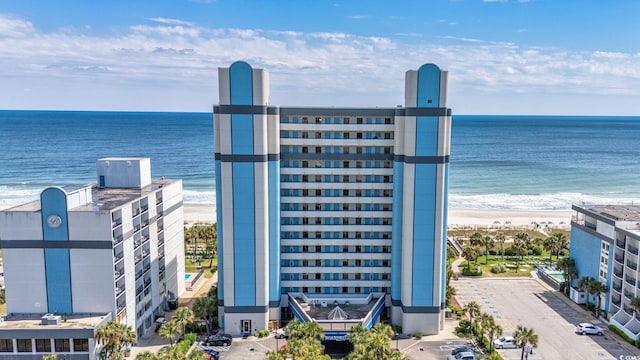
top-left (1, 110), bottom-right (639, 211)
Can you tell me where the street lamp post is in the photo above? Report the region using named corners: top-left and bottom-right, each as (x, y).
top-left (395, 333), bottom-right (399, 351)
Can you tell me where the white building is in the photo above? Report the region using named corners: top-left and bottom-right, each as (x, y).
top-left (0, 158), bottom-right (185, 359)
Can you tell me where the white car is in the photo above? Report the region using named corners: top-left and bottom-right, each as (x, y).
top-left (576, 322), bottom-right (604, 335)
top-left (446, 351), bottom-right (476, 360)
top-left (493, 336), bottom-right (518, 349)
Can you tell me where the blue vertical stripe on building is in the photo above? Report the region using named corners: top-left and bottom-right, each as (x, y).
top-left (215, 160), bottom-right (224, 302)
top-left (40, 187), bottom-right (72, 313)
top-left (231, 114), bottom-right (254, 154)
top-left (229, 61), bottom-right (254, 106)
top-left (415, 116), bottom-right (438, 156)
top-left (232, 162), bottom-right (256, 306)
top-left (268, 160), bottom-right (281, 303)
top-left (412, 165), bottom-right (436, 305)
top-left (391, 163), bottom-right (404, 301)
top-left (416, 64), bottom-right (441, 108)
top-left (441, 163), bottom-right (449, 306)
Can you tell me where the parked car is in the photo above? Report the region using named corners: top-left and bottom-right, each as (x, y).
top-left (447, 351), bottom-right (476, 360)
top-left (576, 323), bottom-right (604, 335)
top-left (154, 318), bottom-right (167, 333)
top-left (205, 334), bottom-right (232, 346)
top-left (275, 329), bottom-right (289, 339)
top-left (201, 349), bottom-right (219, 360)
top-left (451, 346), bottom-right (482, 357)
top-left (493, 336), bottom-right (518, 349)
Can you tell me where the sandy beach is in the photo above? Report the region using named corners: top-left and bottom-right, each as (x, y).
top-left (0, 203), bottom-right (573, 229)
top-left (180, 204), bottom-right (572, 229)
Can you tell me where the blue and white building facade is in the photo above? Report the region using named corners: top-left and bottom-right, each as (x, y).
top-left (0, 158), bottom-right (185, 359)
top-left (570, 204), bottom-right (640, 338)
top-left (214, 61), bottom-right (451, 335)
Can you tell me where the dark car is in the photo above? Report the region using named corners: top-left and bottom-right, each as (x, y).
top-left (201, 349), bottom-right (219, 360)
top-left (451, 346), bottom-right (483, 358)
top-left (205, 334), bottom-right (232, 346)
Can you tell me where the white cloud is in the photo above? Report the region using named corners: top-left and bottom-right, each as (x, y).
top-left (0, 13), bottom-right (639, 114)
top-left (147, 17), bottom-right (194, 26)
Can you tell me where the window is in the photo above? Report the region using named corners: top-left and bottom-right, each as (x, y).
top-left (342, 217), bottom-right (349, 225)
top-left (355, 245), bottom-right (362, 253)
top-left (302, 146), bottom-right (308, 153)
top-left (343, 147), bottom-right (350, 154)
top-left (315, 147), bottom-right (322, 153)
top-left (74, 339), bottom-right (89, 352)
top-left (35, 339), bottom-right (51, 352)
top-left (342, 273), bottom-right (349, 280)
top-left (303, 218), bottom-right (309, 225)
top-left (344, 117), bottom-right (350, 124)
top-left (302, 161), bottom-right (309, 168)
top-left (303, 245), bottom-right (309, 252)
top-left (382, 260), bottom-right (390, 267)
top-left (385, 117), bottom-right (392, 124)
top-left (302, 272), bottom-right (309, 279)
top-left (315, 117), bottom-right (322, 123)
top-left (357, 132), bottom-right (363, 139)
top-left (302, 203), bottom-right (309, 211)
top-left (315, 287), bottom-right (322, 293)
top-left (303, 232), bottom-right (309, 238)
top-left (316, 245), bottom-right (322, 252)
top-left (342, 246), bottom-right (349, 253)
top-left (315, 189), bottom-right (322, 196)
top-left (342, 260), bottom-right (349, 266)
top-left (382, 273), bottom-right (390, 280)
top-left (302, 175), bottom-right (308, 182)
top-left (355, 259), bottom-right (362, 266)
top-left (343, 161), bottom-right (350, 168)
top-left (382, 246), bottom-right (390, 253)
top-left (55, 339), bottom-right (71, 352)
top-left (342, 287), bottom-right (349, 293)
top-left (302, 131), bottom-right (309, 138)
top-left (302, 189), bottom-right (309, 196)
top-left (355, 218), bottom-right (362, 225)
top-left (0, 339), bottom-right (13, 352)
top-left (355, 273), bottom-right (361, 280)
top-left (343, 133), bottom-right (350, 139)
top-left (17, 339), bottom-right (32, 352)
top-left (315, 232), bottom-right (321, 238)
top-left (343, 175), bottom-right (350, 182)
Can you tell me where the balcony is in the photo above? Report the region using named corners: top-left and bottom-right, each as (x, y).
top-left (627, 261), bottom-right (638, 271)
top-left (613, 283), bottom-right (622, 292)
top-left (615, 255), bottom-right (625, 263)
top-left (617, 239), bottom-right (627, 249)
top-left (613, 297), bottom-right (621, 307)
top-left (132, 208), bottom-right (141, 216)
top-left (614, 269), bottom-right (624, 278)
top-left (115, 270), bottom-right (123, 280)
top-left (115, 286), bottom-right (125, 296)
top-left (141, 206), bottom-right (149, 213)
top-left (630, 247), bottom-right (639, 256)
top-left (134, 256), bottom-right (142, 265)
top-left (157, 212), bottom-right (164, 219)
top-left (157, 225), bottom-right (164, 232)
top-left (143, 264), bottom-right (151, 273)
top-left (625, 277), bottom-right (636, 286)
top-left (113, 235), bottom-right (123, 245)
top-left (136, 286), bottom-right (143, 295)
top-left (624, 290), bottom-right (635, 299)
top-left (135, 271), bottom-right (143, 280)
top-left (133, 240), bottom-right (141, 248)
top-left (112, 219), bottom-right (122, 227)
top-left (114, 253), bottom-right (124, 263)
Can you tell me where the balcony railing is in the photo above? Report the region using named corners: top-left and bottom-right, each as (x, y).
top-left (617, 239), bottom-right (627, 248)
top-left (114, 253), bottom-right (124, 262)
top-left (631, 247), bottom-right (639, 256)
top-left (625, 277), bottom-right (636, 286)
top-left (627, 261), bottom-right (638, 271)
top-left (613, 283), bottom-right (622, 292)
top-left (615, 255), bottom-right (625, 263)
top-left (134, 256), bottom-right (142, 264)
top-left (614, 269), bottom-right (624, 278)
top-left (113, 235), bottom-right (123, 245)
top-left (613, 297), bottom-right (621, 307)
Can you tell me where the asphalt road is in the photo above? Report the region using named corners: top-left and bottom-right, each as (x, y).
top-left (453, 276), bottom-right (640, 360)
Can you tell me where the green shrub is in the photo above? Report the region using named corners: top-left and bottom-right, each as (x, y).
top-left (455, 320), bottom-right (472, 338)
top-left (414, 332), bottom-right (423, 339)
top-left (488, 249), bottom-right (498, 255)
top-left (184, 333), bottom-right (197, 345)
top-left (490, 263), bottom-right (507, 274)
top-left (256, 329), bottom-right (269, 338)
top-left (185, 322), bottom-right (206, 334)
top-left (531, 246), bottom-right (543, 256)
top-left (393, 324), bottom-right (403, 334)
top-left (609, 324), bottom-right (636, 346)
top-left (462, 267), bottom-right (482, 276)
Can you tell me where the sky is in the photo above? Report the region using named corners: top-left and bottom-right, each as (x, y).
top-left (1, 0), bottom-right (639, 115)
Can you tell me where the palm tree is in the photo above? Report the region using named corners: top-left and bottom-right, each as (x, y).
top-left (513, 325), bottom-right (538, 360)
top-left (630, 297), bottom-right (640, 319)
top-left (446, 284), bottom-right (456, 307)
top-left (135, 351), bottom-right (158, 360)
top-left (550, 232), bottom-right (569, 259)
top-left (95, 321), bottom-right (137, 360)
top-left (480, 235), bottom-right (495, 264)
top-left (478, 312), bottom-right (492, 343)
top-left (173, 307), bottom-right (194, 336)
top-left (487, 321), bottom-right (503, 353)
top-left (556, 257), bottom-right (577, 295)
top-left (193, 293), bottom-right (218, 335)
top-left (515, 232), bottom-right (530, 248)
top-left (464, 301), bottom-right (481, 329)
top-left (187, 350), bottom-right (208, 360)
top-left (543, 237), bottom-right (555, 265)
top-left (159, 320), bottom-right (182, 346)
top-left (462, 246), bottom-right (478, 269)
top-left (469, 232), bottom-right (483, 248)
top-left (512, 239), bottom-right (528, 262)
top-left (495, 232), bottom-right (506, 259)
top-left (588, 280), bottom-right (608, 318)
top-left (577, 276), bottom-right (594, 309)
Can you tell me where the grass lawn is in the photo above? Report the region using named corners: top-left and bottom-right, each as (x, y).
top-left (462, 253), bottom-right (561, 277)
top-left (185, 255), bottom-right (217, 278)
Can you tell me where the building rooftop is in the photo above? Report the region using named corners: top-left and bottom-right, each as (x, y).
top-left (289, 293), bottom-right (383, 321)
top-left (583, 205), bottom-right (640, 222)
top-left (0, 313), bottom-right (110, 330)
top-left (3, 178), bottom-right (178, 213)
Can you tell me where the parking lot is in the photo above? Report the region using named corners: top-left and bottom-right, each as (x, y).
top-left (453, 277), bottom-right (640, 360)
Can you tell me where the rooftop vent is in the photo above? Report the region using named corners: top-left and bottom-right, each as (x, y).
top-left (41, 314), bottom-right (62, 325)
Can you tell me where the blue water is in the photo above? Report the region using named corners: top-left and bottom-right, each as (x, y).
top-left (1, 110), bottom-right (639, 210)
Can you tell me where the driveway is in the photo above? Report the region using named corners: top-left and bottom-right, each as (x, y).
top-left (453, 276), bottom-right (640, 360)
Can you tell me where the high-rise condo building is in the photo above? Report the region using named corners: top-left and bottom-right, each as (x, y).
top-left (214, 61), bottom-right (451, 337)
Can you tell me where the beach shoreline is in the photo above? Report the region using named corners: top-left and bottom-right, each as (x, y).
top-left (0, 203), bottom-right (573, 229)
top-left (180, 204), bottom-right (572, 229)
